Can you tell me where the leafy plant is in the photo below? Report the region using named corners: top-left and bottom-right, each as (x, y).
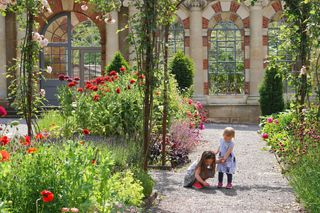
top-left (259, 65), bottom-right (285, 116)
top-left (106, 51), bottom-right (129, 74)
top-left (170, 51), bottom-right (194, 91)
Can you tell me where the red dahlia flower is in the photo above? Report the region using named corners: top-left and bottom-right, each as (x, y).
top-left (116, 87), bottom-right (121, 94)
top-left (77, 88), bottom-right (83, 92)
top-left (68, 81), bottom-right (76, 88)
top-left (93, 94), bottom-right (100, 101)
top-left (0, 136), bottom-right (10, 146)
top-left (91, 86), bottom-right (98, 91)
top-left (58, 74), bottom-right (65, 81)
top-left (0, 150), bottom-right (10, 162)
top-left (109, 71), bottom-right (117, 76)
top-left (120, 66), bottom-right (126, 72)
top-left (129, 79), bottom-right (136, 84)
top-left (40, 190), bottom-right (54, 203)
top-left (82, 129), bottom-right (90, 135)
top-left (0, 106), bottom-right (7, 117)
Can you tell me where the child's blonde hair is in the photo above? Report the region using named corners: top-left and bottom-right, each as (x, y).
top-left (223, 127), bottom-right (235, 138)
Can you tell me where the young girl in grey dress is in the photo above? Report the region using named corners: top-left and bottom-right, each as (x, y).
top-left (215, 127), bottom-right (236, 189)
top-left (184, 151), bottom-right (223, 189)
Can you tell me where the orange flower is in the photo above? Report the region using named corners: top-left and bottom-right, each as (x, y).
top-left (27, 147), bottom-right (37, 154)
top-left (79, 141), bottom-right (85, 145)
top-left (0, 150), bottom-right (10, 162)
top-left (36, 133), bottom-right (44, 140)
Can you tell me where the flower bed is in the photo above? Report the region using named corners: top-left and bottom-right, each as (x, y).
top-left (260, 106), bottom-right (320, 211)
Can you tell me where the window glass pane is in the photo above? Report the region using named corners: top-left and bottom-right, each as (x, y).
top-left (208, 21), bottom-right (244, 95)
top-left (168, 18), bottom-right (185, 57)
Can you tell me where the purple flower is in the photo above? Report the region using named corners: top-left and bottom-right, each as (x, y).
top-left (199, 123), bottom-right (205, 130)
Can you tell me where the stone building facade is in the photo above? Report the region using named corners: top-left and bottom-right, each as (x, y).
top-left (0, 0), bottom-right (284, 123)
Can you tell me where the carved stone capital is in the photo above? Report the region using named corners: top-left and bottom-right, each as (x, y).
top-left (184, 0), bottom-right (207, 8)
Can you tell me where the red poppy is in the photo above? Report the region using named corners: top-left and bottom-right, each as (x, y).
top-left (0, 136), bottom-right (10, 146)
top-left (120, 66), bottom-right (126, 72)
top-left (40, 190), bottom-right (54, 203)
top-left (129, 79), bottom-right (136, 84)
top-left (91, 86), bottom-right (98, 91)
top-left (116, 87), bottom-right (121, 94)
top-left (0, 106), bottom-right (7, 117)
top-left (77, 88), bottom-right (83, 92)
top-left (112, 75), bottom-right (118, 81)
top-left (21, 135), bottom-right (31, 146)
top-left (109, 71), bottom-right (117, 76)
top-left (36, 133), bottom-right (44, 140)
top-left (93, 94), bottom-right (100, 101)
top-left (68, 81), bottom-right (76, 88)
top-left (82, 129), bottom-right (90, 135)
top-left (0, 150), bottom-right (10, 162)
top-left (27, 147), bottom-right (37, 154)
top-left (58, 74), bottom-right (65, 81)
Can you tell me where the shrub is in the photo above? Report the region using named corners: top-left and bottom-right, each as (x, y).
top-left (170, 51), bottom-right (194, 91)
top-left (106, 51), bottom-right (129, 74)
top-left (132, 168), bottom-right (154, 198)
top-left (259, 65), bottom-right (285, 115)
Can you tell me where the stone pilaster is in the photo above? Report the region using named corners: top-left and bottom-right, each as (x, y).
top-left (190, 5), bottom-right (204, 99)
top-left (0, 16), bottom-right (6, 100)
top-left (106, 11), bottom-right (119, 64)
top-left (248, 4), bottom-right (264, 104)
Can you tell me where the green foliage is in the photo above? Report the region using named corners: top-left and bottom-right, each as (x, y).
top-left (0, 141), bottom-right (144, 213)
top-left (170, 51), bottom-right (194, 91)
top-left (106, 52), bottom-right (129, 73)
top-left (259, 65), bottom-right (285, 116)
top-left (132, 169), bottom-right (154, 198)
top-left (260, 106), bottom-right (320, 212)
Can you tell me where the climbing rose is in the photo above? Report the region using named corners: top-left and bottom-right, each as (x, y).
top-left (77, 88), bottom-right (83, 92)
top-left (120, 66), bottom-right (126, 72)
top-left (40, 190), bottom-right (54, 203)
top-left (261, 133), bottom-right (269, 139)
top-left (27, 147), bottom-right (37, 154)
top-left (116, 87), bottom-right (121, 94)
top-left (61, 208), bottom-right (70, 212)
top-left (267, 117), bottom-right (273, 123)
top-left (82, 129), bottom-right (90, 135)
top-left (70, 208), bottom-right (79, 213)
top-left (0, 150), bottom-right (10, 162)
top-left (0, 136), bottom-right (10, 146)
top-left (0, 106), bottom-right (7, 117)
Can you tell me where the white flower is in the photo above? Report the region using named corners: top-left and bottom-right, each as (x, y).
top-left (300, 66), bottom-right (307, 75)
top-left (46, 66), bottom-right (52, 74)
top-left (81, 4), bottom-right (88, 11)
top-left (70, 208), bottom-right (79, 213)
top-left (46, 7), bottom-right (52, 13)
top-left (302, 108), bottom-right (307, 113)
top-left (104, 17), bottom-right (116, 24)
top-left (40, 89), bottom-right (46, 97)
top-left (40, 38), bottom-right (49, 47)
top-left (32, 32), bottom-right (41, 41)
top-left (41, 0), bottom-right (49, 8)
top-left (71, 102), bottom-right (77, 108)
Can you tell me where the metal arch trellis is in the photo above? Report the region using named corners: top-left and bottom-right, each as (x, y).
top-left (208, 21), bottom-right (244, 95)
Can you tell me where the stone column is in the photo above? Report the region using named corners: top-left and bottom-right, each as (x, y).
top-left (128, 4), bottom-right (139, 65)
top-left (0, 16), bottom-right (6, 100)
top-left (248, 4), bottom-right (264, 104)
top-left (106, 10), bottom-right (119, 64)
top-left (190, 5), bottom-right (204, 99)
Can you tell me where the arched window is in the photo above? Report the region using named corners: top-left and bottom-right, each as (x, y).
top-left (208, 21), bottom-right (244, 95)
top-left (168, 19), bottom-right (184, 57)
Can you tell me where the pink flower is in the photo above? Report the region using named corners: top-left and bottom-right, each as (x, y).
top-left (261, 133), bottom-right (268, 139)
top-left (70, 208), bottom-right (79, 213)
top-left (267, 117), bottom-right (273, 123)
top-left (81, 4), bottom-right (88, 11)
top-left (199, 123), bottom-right (205, 130)
top-left (274, 119), bottom-right (279, 124)
top-left (120, 66), bottom-right (126, 72)
top-left (61, 208), bottom-right (69, 212)
top-left (188, 99), bottom-right (193, 105)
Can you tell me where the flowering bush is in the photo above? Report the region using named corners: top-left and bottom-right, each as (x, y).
top-left (260, 105), bottom-right (320, 211)
top-left (149, 121), bottom-right (201, 167)
top-left (0, 136), bottom-right (144, 212)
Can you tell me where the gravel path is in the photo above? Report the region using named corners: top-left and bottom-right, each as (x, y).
top-left (150, 124), bottom-right (303, 213)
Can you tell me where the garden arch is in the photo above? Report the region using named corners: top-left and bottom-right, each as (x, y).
top-left (39, 11), bottom-right (103, 105)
